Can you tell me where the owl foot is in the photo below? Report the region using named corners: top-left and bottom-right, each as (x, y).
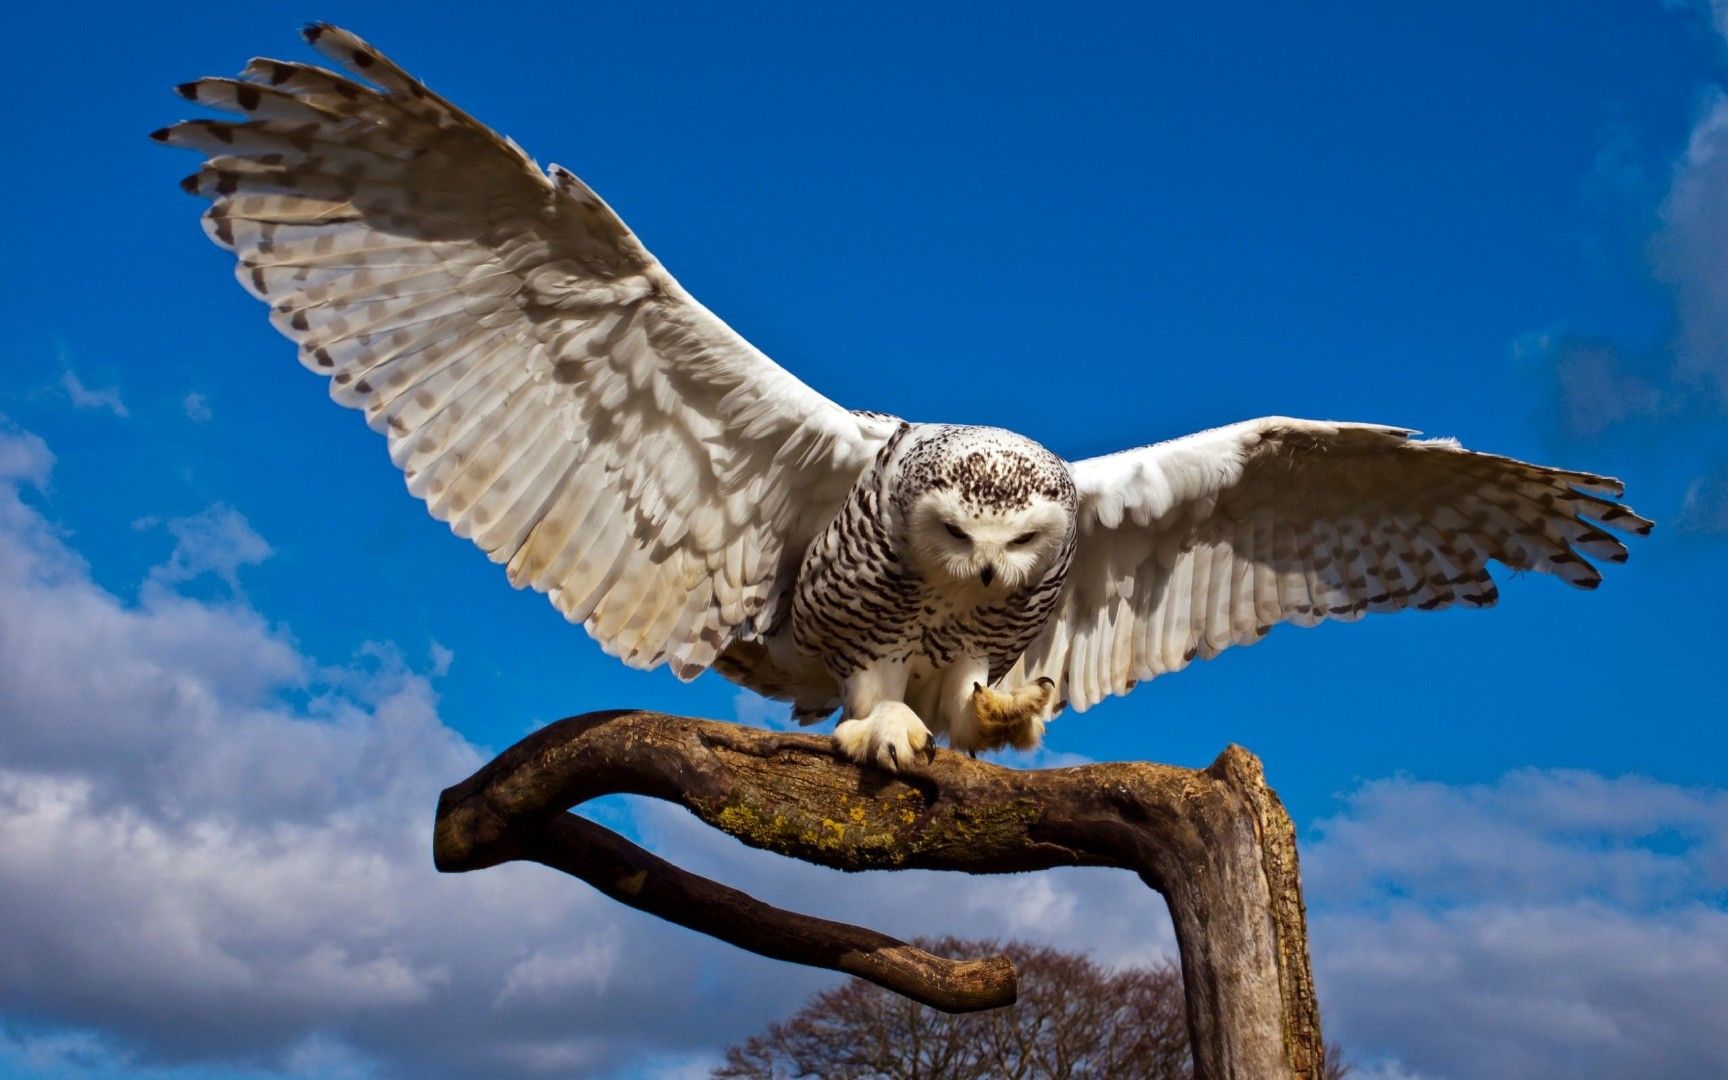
top-left (969, 677), bottom-right (1055, 753)
top-left (833, 702), bottom-right (934, 772)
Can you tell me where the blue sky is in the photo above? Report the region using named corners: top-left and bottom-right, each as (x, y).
top-left (2, 3), bottom-right (1726, 1078)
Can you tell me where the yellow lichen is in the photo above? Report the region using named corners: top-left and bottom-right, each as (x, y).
top-left (699, 786), bottom-right (1040, 871)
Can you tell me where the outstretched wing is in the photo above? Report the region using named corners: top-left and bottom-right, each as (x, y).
top-left (158, 24), bottom-right (896, 676)
top-left (1008, 417), bottom-right (1652, 711)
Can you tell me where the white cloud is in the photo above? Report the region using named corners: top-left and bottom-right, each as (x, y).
top-left (1523, 5), bottom-right (1728, 530)
top-left (0, 422), bottom-right (763, 1076)
top-left (4, 417), bottom-right (1724, 1079)
top-left (1308, 771), bottom-right (1728, 1080)
top-left (0, 1024), bottom-right (112, 1075)
top-left (494, 939), bottom-right (621, 1006)
top-left (58, 369), bottom-right (128, 419)
top-left (0, 422), bottom-right (52, 489)
top-left (1654, 87), bottom-right (1728, 406)
top-left (1318, 902), bottom-right (1728, 1080)
top-left (1540, 338), bottom-right (1666, 439)
top-left (182, 391), bottom-right (213, 423)
top-left (1307, 770), bottom-right (1728, 907)
top-left (1646, 64), bottom-right (1728, 532)
top-left (139, 504), bottom-right (274, 594)
top-left (1681, 463), bottom-right (1728, 533)
top-left (0, 422), bottom-right (1176, 1078)
top-left (639, 1053), bottom-right (727, 1080)
top-left (1349, 1061), bottom-right (1433, 1080)
top-left (0, 1021), bottom-right (382, 1080)
top-left (428, 641), bottom-right (455, 678)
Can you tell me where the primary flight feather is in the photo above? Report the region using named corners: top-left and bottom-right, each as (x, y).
top-left (160, 25), bottom-right (1650, 770)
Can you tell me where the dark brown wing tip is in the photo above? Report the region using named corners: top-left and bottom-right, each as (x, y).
top-left (174, 80), bottom-right (199, 101)
top-left (302, 23), bottom-right (329, 44)
top-left (1620, 509), bottom-right (1655, 536)
top-left (148, 126), bottom-right (170, 143)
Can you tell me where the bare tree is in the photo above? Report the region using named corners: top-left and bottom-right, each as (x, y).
top-left (716, 936), bottom-right (1352, 1080)
top-left (1323, 1043), bottom-right (1351, 1080)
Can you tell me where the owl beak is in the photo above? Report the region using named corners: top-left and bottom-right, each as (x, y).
top-left (979, 566), bottom-right (996, 587)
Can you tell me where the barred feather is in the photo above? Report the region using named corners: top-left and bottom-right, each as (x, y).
top-left (1010, 418), bottom-right (1650, 710)
top-left (163, 24), bottom-right (896, 676)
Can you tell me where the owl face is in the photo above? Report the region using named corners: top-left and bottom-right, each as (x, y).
top-left (906, 488), bottom-right (1071, 593)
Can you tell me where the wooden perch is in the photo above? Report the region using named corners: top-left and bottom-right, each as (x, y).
top-left (434, 710), bottom-right (1326, 1079)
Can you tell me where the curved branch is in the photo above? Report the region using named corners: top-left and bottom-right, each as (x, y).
top-left (434, 710), bottom-right (1326, 1079)
top-left (519, 806), bottom-right (1016, 1012)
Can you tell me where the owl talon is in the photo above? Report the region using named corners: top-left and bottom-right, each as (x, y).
top-left (969, 679), bottom-right (1056, 753)
top-left (833, 703), bottom-right (932, 773)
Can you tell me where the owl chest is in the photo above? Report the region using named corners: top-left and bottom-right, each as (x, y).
top-left (792, 546), bottom-right (1044, 671)
top-left (790, 485), bottom-right (1067, 674)
top-left (908, 590), bottom-right (1023, 665)
top-left (793, 528), bottom-right (951, 662)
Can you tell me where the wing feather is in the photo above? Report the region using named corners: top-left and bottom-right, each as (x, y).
top-left (1009, 417), bottom-right (1650, 710)
top-left (162, 25), bottom-right (897, 676)
top-left (1153, 544), bottom-right (1189, 674)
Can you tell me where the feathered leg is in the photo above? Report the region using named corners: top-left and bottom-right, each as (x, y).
top-left (832, 659), bottom-right (932, 772)
top-left (969, 678), bottom-right (1056, 752)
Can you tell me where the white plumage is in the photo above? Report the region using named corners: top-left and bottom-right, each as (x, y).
top-left (1008, 419), bottom-right (1645, 712)
top-left (162, 26), bottom-right (1650, 770)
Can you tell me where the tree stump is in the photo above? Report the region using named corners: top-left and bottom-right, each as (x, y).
top-left (434, 710), bottom-right (1325, 1079)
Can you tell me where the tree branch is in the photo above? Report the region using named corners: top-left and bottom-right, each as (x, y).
top-left (434, 710), bottom-right (1325, 1079)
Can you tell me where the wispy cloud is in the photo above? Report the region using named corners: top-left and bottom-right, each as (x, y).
top-left (57, 369), bottom-right (128, 419)
top-left (1525, 335), bottom-right (1666, 439)
top-left (136, 504), bottom-right (274, 594)
top-left (428, 640), bottom-right (454, 678)
top-left (1654, 87), bottom-right (1728, 407)
top-left (1681, 464), bottom-right (1728, 532)
top-left (181, 391), bottom-right (213, 423)
top-left (1526, 4), bottom-right (1728, 533)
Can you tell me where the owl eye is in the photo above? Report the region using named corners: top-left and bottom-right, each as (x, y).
top-left (1010, 531), bottom-right (1038, 545)
top-left (943, 522), bottom-right (970, 542)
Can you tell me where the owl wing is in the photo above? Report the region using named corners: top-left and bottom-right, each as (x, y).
top-left (1006, 417), bottom-right (1652, 711)
top-left (157, 24), bottom-right (897, 677)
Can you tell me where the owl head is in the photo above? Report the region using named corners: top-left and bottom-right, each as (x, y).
top-left (899, 427), bottom-right (1076, 593)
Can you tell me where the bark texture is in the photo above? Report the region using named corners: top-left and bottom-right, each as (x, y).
top-left (434, 710), bottom-right (1324, 1079)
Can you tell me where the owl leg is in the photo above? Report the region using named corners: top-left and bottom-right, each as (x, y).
top-left (938, 656), bottom-right (995, 754)
top-left (968, 678), bottom-right (1057, 753)
top-left (832, 659), bottom-right (932, 772)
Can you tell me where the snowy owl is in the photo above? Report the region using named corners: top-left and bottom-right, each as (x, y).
top-left (160, 25), bottom-right (1650, 771)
